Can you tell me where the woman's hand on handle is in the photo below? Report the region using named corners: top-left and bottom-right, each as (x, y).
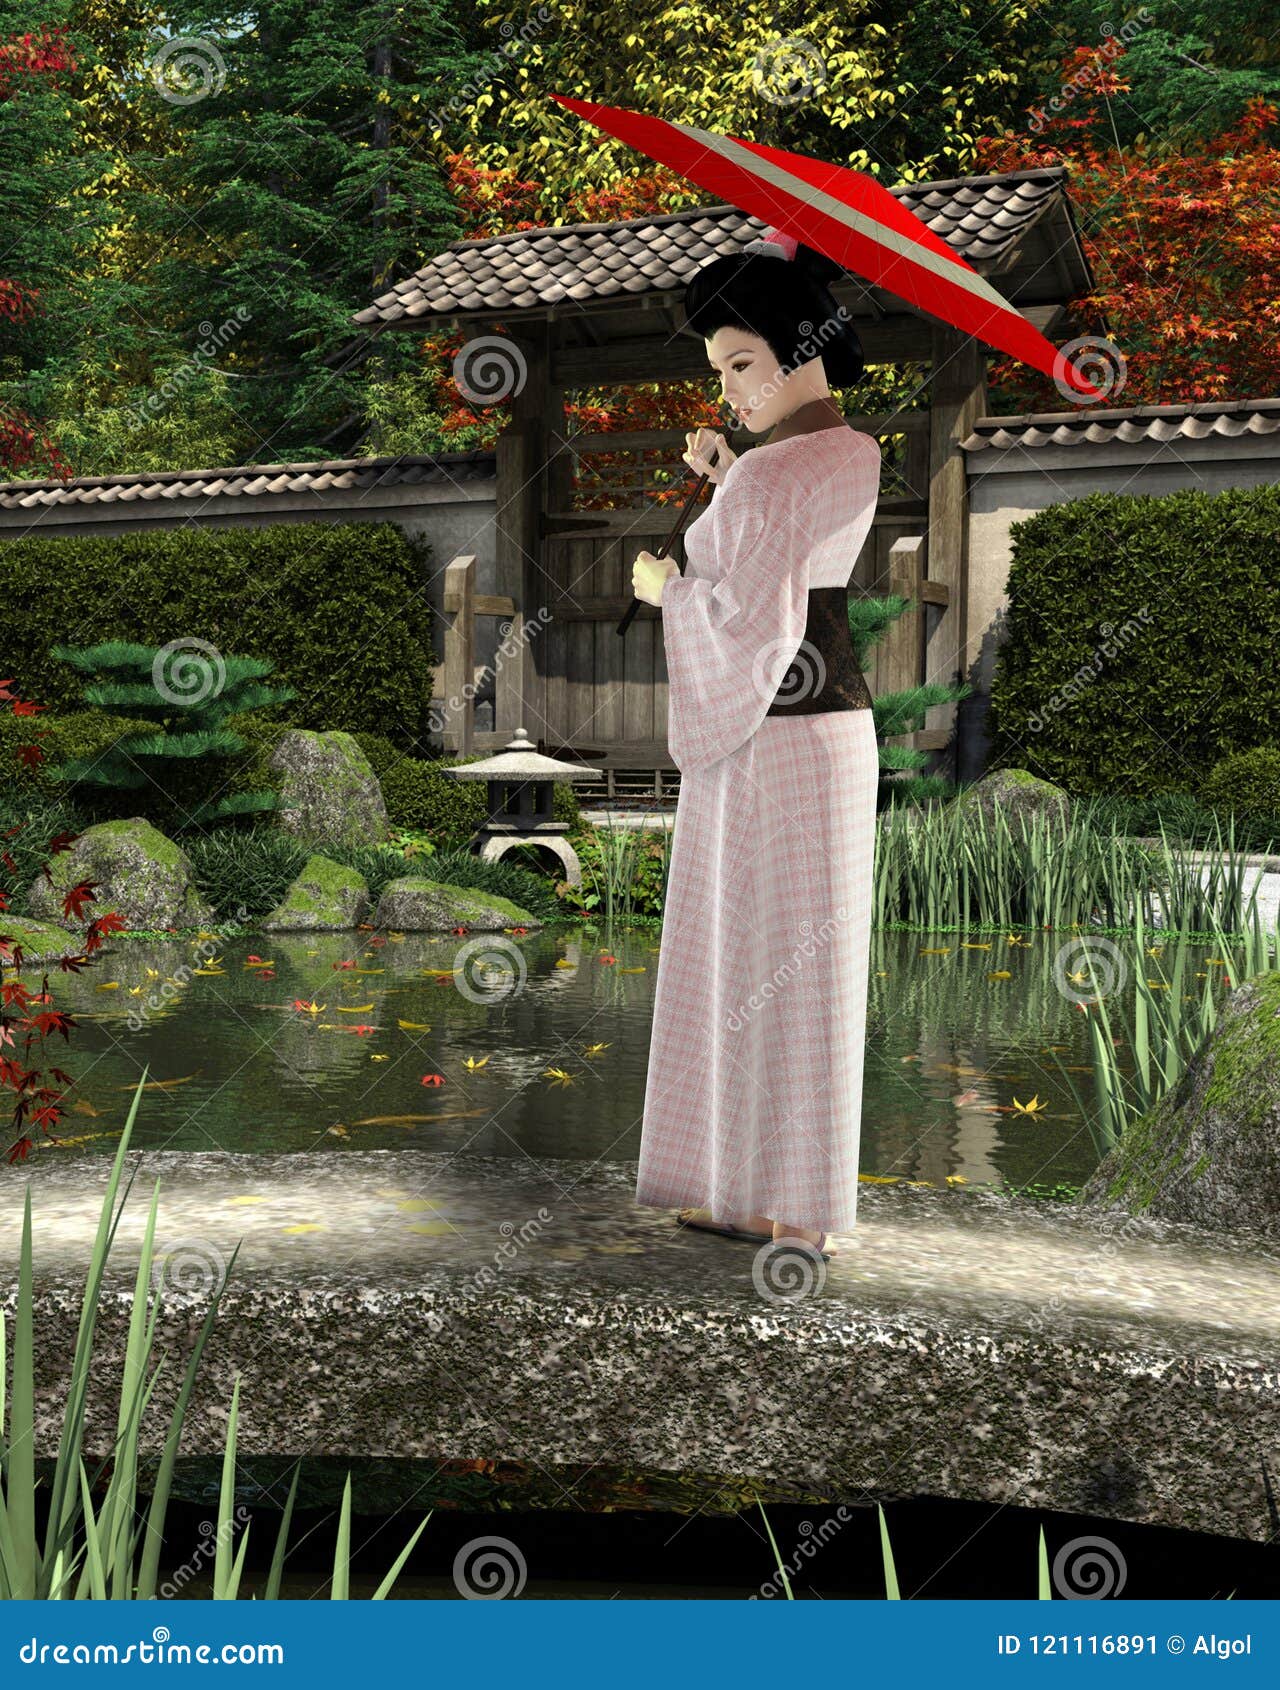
top-left (632, 550), bottom-right (680, 608)
top-left (683, 429), bottom-right (735, 485)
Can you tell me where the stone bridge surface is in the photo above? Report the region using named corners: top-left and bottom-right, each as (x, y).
top-left (2, 1149), bottom-right (1277, 1542)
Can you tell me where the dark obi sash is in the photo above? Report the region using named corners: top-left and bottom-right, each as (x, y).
top-left (763, 586), bottom-right (873, 717)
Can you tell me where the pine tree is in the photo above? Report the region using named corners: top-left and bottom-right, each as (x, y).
top-left (47, 640), bottom-right (297, 830)
top-left (848, 594), bottom-right (972, 804)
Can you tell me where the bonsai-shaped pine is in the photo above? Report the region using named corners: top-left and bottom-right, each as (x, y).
top-left (847, 593), bottom-right (973, 804)
top-left (47, 639), bottom-right (298, 831)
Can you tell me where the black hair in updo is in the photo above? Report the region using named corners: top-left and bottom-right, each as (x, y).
top-left (682, 235), bottom-right (865, 387)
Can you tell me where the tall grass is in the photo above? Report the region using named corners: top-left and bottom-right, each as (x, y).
top-left (1052, 882), bottom-right (1280, 1160)
top-left (874, 797), bottom-right (1265, 939)
top-left (0, 1072), bottom-right (430, 1599)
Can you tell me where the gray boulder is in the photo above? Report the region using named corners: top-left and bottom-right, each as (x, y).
top-left (261, 853), bottom-right (372, 931)
top-left (373, 876), bottom-right (541, 932)
top-left (23, 817), bottom-right (215, 933)
top-left (1077, 969), bottom-right (1280, 1235)
top-left (954, 767), bottom-right (1072, 833)
top-left (267, 729), bottom-right (387, 850)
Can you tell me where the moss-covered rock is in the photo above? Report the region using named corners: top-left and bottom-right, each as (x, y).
top-left (260, 853), bottom-right (372, 931)
top-left (22, 817), bottom-right (215, 933)
top-left (373, 875), bottom-right (541, 932)
top-left (1077, 969), bottom-right (1280, 1234)
top-left (267, 729), bottom-right (387, 850)
top-left (0, 915), bottom-right (87, 966)
top-left (953, 767), bottom-right (1072, 834)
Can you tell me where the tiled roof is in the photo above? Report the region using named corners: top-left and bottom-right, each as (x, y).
top-left (354, 170), bottom-right (1085, 326)
top-left (0, 451), bottom-right (495, 513)
top-left (959, 398), bottom-right (1280, 452)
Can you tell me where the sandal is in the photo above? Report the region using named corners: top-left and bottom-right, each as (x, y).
top-left (675, 1207), bottom-right (773, 1245)
top-left (769, 1229), bottom-right (832, 1262)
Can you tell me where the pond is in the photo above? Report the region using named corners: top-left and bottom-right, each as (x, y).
top-left (6, 924), bottom-right (1226, 1192)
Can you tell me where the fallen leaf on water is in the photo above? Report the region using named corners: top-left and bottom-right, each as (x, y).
top-left (398, 1198), bottom-right (442, 1212)
top-left (353, 967), bottom-right (385, 975)
top-left (95, 982), bottom-right (120, 991)
top-left (858, 1173), bottom-right (903, 1184)
top-left (554, 959), bottom-right (575, 969)
top-left (988, 970), bottom-right (1012, 980)
top-left (406, 1222), bottom-right (453, 1236)
top-left (960, 942), bottom-right (992, 950)
top-left (282, 1223), bottom-right (325, 1234)
top-left (618, 966), bottom-right (646, 973)
top-left (397, 1019), bottom-right (432, 1031)
top-left (543, 1067), bottom-right (576, 1085)
top-left (225, 1195), bottom-right (266, 1205)
top-left (581, 1043), bottom-right (611, 1057)
top-left (369, 1053), bottom-right (389, 1061)
top-left (918, 946), bottom-right (951, 955)
top-left (462, 1054), bottom-right (490, 1071)
top-left (336, 1003), bottom-right (376, 1013)
top-left (1011, 1094), bottom-right (1047, 1114)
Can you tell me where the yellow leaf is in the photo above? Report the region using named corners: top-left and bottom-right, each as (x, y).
top-left (282, 1223), bottom-right (325, 1233)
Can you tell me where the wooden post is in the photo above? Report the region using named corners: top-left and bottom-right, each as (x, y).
top-left (926, 325), bottom-right (987, 781)
top-left (494, 323), bottom-right (551, 750)
top-left (440, 555), bottom-right (477, 754)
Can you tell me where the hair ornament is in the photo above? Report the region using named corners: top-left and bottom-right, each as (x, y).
top-left (741, 225), bottom-right (798, 261)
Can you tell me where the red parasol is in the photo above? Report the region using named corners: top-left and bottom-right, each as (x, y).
top-left (550, 94), bottom-right (1107, 401)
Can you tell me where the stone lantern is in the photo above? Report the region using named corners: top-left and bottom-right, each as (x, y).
top-left (443, 727), bottom-right (602, 889)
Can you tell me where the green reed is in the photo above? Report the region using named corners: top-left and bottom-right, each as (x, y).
top-left (874, 797), bottom-right (1265, 940)
top-left (0, 1072), bottom-right (429, 1599)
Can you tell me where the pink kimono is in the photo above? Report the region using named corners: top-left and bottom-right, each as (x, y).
top-left (635, 402), bottom-right (882, 1233)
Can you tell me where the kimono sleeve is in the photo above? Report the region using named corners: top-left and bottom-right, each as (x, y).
top-left (660, 468), bottom-right (809, 775)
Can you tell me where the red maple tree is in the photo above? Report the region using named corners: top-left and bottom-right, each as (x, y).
top-left (976, 46), bottom-right (1280, 408)
top-left (0, 679), bottom-right (123, 1164)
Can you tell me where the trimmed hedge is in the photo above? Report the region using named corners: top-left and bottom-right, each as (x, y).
top-left (988, 482), bottom-right (1280, 796)
top-left (0, 518), bottom-right (435, 750)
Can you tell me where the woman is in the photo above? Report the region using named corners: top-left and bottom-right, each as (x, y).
top-left (631, 225), bottom-right (881, 1263)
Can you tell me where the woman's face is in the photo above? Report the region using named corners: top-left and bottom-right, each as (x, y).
top-left (705, 326), bottom-right (793, 432)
